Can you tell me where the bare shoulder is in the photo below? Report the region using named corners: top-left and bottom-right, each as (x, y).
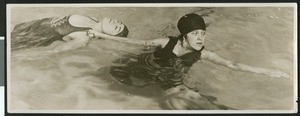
top-left (152, 37), bottom-right (170, 48)
top-left (201, 49), bottom-right (215, 59)
top-left (201, 49), bottom-right (210, 55)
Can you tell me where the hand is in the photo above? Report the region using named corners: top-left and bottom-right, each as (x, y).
top-left (88, 29), bottom-right (107, 38)
top-left (263, 69), bottom-right (290, 79)
top-left (227, 61), bottom-right (239, 69)
top-left (87, 29), bottom-right (96, 38)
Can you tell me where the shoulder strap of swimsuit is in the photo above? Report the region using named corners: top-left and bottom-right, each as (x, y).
top-left (50, 15), bottom-right (70, 28)
top-left (199, 46), bottom-right (205, 52)
top-left (163, 36), bottom-right (178, 52)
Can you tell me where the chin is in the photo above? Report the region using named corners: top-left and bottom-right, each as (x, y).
top-left (192, 45), bottom-right (203, 51)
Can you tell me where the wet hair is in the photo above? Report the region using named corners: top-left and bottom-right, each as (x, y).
top-left (116, 25), bottom-right (129, 37)
top-left (178, 34), bottom-right (187, 42)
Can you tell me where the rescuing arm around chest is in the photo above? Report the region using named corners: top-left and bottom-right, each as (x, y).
top-left (201, 49), bottom-right (290, 78)
top-left (88, 29), bottom-right (169, 48)
top-left (53, 31), bottom-right (90, 53)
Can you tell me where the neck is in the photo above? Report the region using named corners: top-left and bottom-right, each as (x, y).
top-left (181, 40), bottom-right (194, 51)
top-left (91, 21), bottom-right (103, 33)
top-left (173, 41), bottom-right (193, 57)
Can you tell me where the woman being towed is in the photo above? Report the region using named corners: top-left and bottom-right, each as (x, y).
top-left (11, 14), bottom-right (129, 53)
top-left (88, 13), bottom-right (290, 109)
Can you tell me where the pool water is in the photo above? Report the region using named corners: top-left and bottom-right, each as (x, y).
top-left (9, 7), bottom-right (295, 111)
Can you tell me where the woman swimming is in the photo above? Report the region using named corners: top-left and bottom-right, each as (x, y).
top-left (11, 14), bottom-right (129, 53)
top-left (88, 13), bottom-right (290, 109)
top-left (89, 13), bottom-right (289, 87)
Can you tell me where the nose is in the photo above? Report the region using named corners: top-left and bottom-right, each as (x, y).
top-left (114, 20), bottom-right (122, 25)
top-left (111, 20), bottom-right (118, 25)
top-left (197, 35), bottom-right (204, 42)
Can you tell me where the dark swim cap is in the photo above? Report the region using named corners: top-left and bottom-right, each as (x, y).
top-left (177, 13), bottom-right (206, 36)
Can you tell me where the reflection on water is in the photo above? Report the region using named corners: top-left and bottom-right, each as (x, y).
top-left (9, 7), bottom-right (294, 110)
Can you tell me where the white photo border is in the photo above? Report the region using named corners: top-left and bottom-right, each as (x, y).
top-left (6, 3), bottom-right (298, 114)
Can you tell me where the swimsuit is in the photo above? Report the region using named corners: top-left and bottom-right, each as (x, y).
top-left (110, 36), bottom-right (205, 89)
top-left (11, 15), bottom-right (90, 50)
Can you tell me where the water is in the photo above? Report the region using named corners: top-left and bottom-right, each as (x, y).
top-left (9, 7), bottom-right (295, 111)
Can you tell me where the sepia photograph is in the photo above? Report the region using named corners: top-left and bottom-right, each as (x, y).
top-left (6, 3), bottom-right (297, 113)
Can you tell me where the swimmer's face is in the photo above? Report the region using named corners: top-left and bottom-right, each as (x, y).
top-left (101, 17), bottom-right (125, 36)
top-left (185, 29), bottom-right (205, 50)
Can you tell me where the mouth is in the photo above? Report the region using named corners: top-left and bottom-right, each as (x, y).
top-left (196, 42), bottom-right (203, 45)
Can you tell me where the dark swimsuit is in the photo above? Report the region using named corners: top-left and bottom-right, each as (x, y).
top-left (11, 15), bottom-right (90, 50)
top-left (110, 41), bottom-right (236, 109)
top-left (110, 36), bottom-right (205, 89)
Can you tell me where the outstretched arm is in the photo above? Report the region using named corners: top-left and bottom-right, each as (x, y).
top-left (52, 31), bottom-right (90, 53)
top-left (88, 29), bottom-right (169, 47)
top-left (201, 49), bottom-right (290, 78)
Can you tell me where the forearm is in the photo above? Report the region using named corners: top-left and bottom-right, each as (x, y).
top-left (226, 61), bottom-right (265, 74)
top-left (99, 34), bottom-right (153, 46)
top-left (203, 50), bottom-right (289, 78)
top-left (91, 30), bottom-right (160, 47)
top-left (211, 56), bottom-right (266, 74)
top-left (203, 50), bottom-right (269, 74)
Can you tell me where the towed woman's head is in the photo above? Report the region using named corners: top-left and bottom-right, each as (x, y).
top-left (93, 17), bottom-right (129, 37)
